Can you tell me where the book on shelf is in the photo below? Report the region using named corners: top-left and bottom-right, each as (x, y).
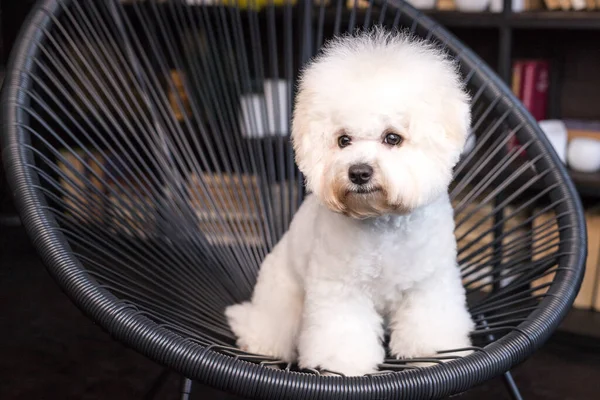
top-left (509, 0), bottom-right (545, 11)
top-left (508, 59), bottom-right (550, 158)
top-left (580, 208), bottom-right (600, 310)
top-left (436, 0), bottom-right (457, 10)
top-left (186, 172), bottom-right (300, 246)
top-left (507, 59), bottom-right (550, 157)
top-left (533, 207), bottom-right (600, 310)
top-left (453, 195), bottom-right (536, 293)
top-left (512, 59), bottom-right (550, 122)
top-left (555, 0), bottom-right (598, 9)
top-left (346, 0), bottom-right (370, 8)
top-left (56, 147), bottom-right (156, 238)
top-left (558, 0), bottom-right (571, 9)
top-left (169, 69), bottom-right (192, 122)
top-left (564, 119), bottom-right (600, 141)
top-left (123, 0), bottom-right (301, 7)
top-left (543, 0), bottom-right (573, 9)
top-left (511, 59), bottom-right (550, 145)
top-left (454, 195), bottom-right (600, 309)
top-left (528, 204), bottom-right (600, 311)
top-left (57, 148), bottom-right (106, 225)
top-left (530, 209), bottom-right (560, 298)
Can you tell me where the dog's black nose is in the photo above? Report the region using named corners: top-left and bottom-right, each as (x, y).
top-left (348, 164), bottom-right (373, 185)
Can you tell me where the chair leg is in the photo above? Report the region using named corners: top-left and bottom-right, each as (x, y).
top-left (503, 371), bottom-right (524, 400)
top-left (143, 368), bottom-right (172, 400)
top-left (181, 377), bottom-right (193, 400)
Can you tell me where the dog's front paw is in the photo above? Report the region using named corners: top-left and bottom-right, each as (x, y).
top-left (389, 330), bottom-right (438, 361)
top-left (297, 328), bottom-right (385, 376)
top-left (298, 346), bottom-right (383, 376)
top-left (389, 327), bottom-right (472, 367)
top-left (225, 302), bottom-right (297, 361)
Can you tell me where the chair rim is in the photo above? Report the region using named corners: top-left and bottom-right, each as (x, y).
top-left (0, 0), bottom-right (586, 398)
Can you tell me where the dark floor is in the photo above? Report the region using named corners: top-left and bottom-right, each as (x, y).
top-left (2, 223), bottom-right (600, 400)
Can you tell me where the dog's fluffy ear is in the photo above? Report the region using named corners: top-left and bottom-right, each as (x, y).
top-left (290, 86), bottom-right (310, 172)
top-left (440, 55), bottom-right (472, 163)
top-left (441, 92), bottom-right (472, 164)
top-left (411, 97), bottom-right (471, 172)
top-left (423, 52), bottom-right (472, 166)
top-left (291, 81), bottom-right (322, 191)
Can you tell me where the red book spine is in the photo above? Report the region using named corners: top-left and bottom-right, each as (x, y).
top-left (520, 60), bottom-right (549, 121)
top-left (511, 61), bottom-right (524, 99)
top-left (521, 61), bottom-right (537, 117)
top-left (508, 59), bottom-right (542, 158)
top-left (532, 60), bottom-right (549, 121)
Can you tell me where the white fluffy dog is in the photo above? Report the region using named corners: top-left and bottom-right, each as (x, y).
top-left (225, 28), bottom-right (475, 376)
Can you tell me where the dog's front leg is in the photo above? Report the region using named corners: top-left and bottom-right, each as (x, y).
top-left (297, 278), bottom-right (385, 376)
top-left (225, 234), bottom-right (303, 362)
top-left (388, 264), bottom-right (474, 362)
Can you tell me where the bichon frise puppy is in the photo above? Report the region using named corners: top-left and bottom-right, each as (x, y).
top-left (225, 28), bottom-right (475, 376)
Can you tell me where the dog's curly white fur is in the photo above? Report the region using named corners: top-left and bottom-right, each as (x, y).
top-left (225, 28), bottom-right (475, 376)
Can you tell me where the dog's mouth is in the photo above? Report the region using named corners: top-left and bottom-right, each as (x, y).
top-left (347, 186), bottom-right (382, 195)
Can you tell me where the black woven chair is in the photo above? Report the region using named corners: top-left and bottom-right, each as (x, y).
top-left (1, 0), bottom-right (586, 399)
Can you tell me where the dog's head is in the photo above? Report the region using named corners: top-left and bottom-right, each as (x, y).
top-left (291, 29), bottom-right (471, 219)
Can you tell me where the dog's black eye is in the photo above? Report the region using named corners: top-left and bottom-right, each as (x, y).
top-left (338, 135), bottom-right (352, 148)
top-left (384, 132), bottom-right (403, 146)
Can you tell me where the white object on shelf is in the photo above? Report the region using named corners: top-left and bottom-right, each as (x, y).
top-left (405, 0), bottom-right (437, 8)
top-left (455, 0), bottom-right (490, 12)
top-left (539, 120), bottom-right (568, 164)
top-left (240, 79), bottom-right (290, 138)
top-left (567, 137), bottom-right (600, 173)
top-left (240, 94), bottom-right (269, 138)
top-left (264, 79), bottom-right (290, 136)
top-left (490, 0), bottom-right (526, 12)
top-left (489, 0), bottom-right (502, 12)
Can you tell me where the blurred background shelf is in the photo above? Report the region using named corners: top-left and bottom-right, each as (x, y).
top-left (510, 11), bottom-right (600, 29)
top-left (570, 169), bottom-right (600, 198)
top-left (426, 10), bottom-right (600, 29)
top-left (422, 10), bottom-right (505, 27)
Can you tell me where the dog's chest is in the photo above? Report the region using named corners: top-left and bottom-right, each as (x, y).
top-left (356, 214), bottom-right (443, 304)
top-left (371, 223), bottom-right (423, 282)
top-left (304, 197), bottom-right (454, 301)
